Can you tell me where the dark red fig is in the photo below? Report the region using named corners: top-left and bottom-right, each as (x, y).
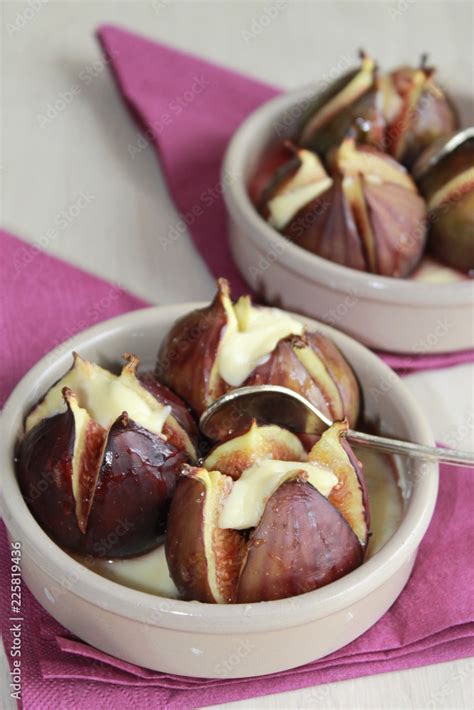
top-left (258, 140), bottom-right (426, 278)
top-left (17, 389), bottom-right (106, 551)
top-left (156, 279), bottom-right (232, 417)
top-left (236, 476), bottom-right (363, 603)
top-left (17, 354), bottom-right (194, 557)
top-left (18, 396), bottom-right (188, 557)
top-left (382, 59), bottom-right (459, 168)
top-left (166, 468), bottom-right (245, 603)
top-left (298, 52), bottom-right (384, 156)
top-left (157, 280), bottom-right (359, 425)
top-left (414, 131), bottom-right (474, 272)
top-left (244, 333), bottom-right (360, 430)
top-left (84, 413), bottom-right (189, 557)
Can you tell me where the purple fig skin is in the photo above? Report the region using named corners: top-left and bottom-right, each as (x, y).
top-left (17, 412), bottom-right (189, 558)
top-left (244, 334), bottom-right (360, 429)
top-left (166, 475), bottom-right (214, 602)
top-left (385, 66), bottom-right (459, 169)
top-left (156, 280), bottom-right (230, 417)
top-left (166, 471), bottom-right (244, 603)
top-left (236, 479), bottom-right (363, 603)
top-left (303, 332), bottom-right (361, 427)
top-left (284, 177), bottom-right (367, 272)
top-left (416, 138), bottom-right (474, 272)
top-left (363, 181), bottom-right (427, 277)
top-left (17, 408), bottom-right (104, 551)
top-left (85, 414), bottom-right (189, 557)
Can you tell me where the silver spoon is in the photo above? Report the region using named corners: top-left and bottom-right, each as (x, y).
top-left (199, 385), bottom-right (474, 467)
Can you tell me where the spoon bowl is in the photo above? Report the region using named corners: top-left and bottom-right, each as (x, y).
top-left (200, 385), bottom-right (474, 467)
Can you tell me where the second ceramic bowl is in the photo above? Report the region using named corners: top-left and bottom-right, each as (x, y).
top-left (222, 86), bottom-right (474, 354)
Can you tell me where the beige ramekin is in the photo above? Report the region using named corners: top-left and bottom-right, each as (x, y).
top-left (0, 305), bottom-right (438, 678)
top-left (222, 87), bottom-right (474, 353)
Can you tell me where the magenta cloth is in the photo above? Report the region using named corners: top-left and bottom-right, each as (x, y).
top-left (1, 228), bottom-right (473, 707)
top-left (96, 23), bottom-right (474, 374)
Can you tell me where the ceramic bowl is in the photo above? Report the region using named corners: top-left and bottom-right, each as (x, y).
top-left (222, 86), bottom-right (474, 353)
top-left (0, 305), bottom-right (438, 678)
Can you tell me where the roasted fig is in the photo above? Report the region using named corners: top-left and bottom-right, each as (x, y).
top-left (382, 57), bottom-right (459, 168)
top-left (165, 467), bottom-right (245, 603)
top-left (413, 130), bottom-right (474, 272)
top-left (236, 475), bottom-right (363, 603)
top-left (17, 354), bottom-right (194, 557)
top-left (259, 140), bottom-right (427, 278)
top-left (157, 281), bottom-right (360, 426)
top-left (298, 51), bottom-right (385, 156)
top-left (308, 420), bottom-right (369, 546)
top-left (165, 422), bottom-right (367, 603)
top-left (203, 420), bottom-right (306, 479)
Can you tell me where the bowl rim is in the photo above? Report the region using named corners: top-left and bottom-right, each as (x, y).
top-left (222, 85), bottom-right (473, 306)
top-left (0, 304), bottom-right (439, 634)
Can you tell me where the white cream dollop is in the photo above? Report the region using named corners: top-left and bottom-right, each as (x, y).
top-left (218, 459), bottom-right (338, 530)
top-left (217, 297), bottom-right (304, 387)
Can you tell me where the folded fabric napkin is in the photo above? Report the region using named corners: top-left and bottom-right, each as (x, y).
top-left (96, 23), bottom-right (474, 374)
top-left (1, 228), bottom-right (473, 708)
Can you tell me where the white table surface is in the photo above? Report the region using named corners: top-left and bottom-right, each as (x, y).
top-left (1, 1), bottom-right (473, 708)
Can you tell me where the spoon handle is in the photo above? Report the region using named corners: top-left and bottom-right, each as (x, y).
top-left (347, 430), bottom-right (474, 467)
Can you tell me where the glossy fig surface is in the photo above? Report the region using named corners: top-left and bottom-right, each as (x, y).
top-left (298, 52), bottom-right (384, 156)
top-left (166, 468), bottom-right (245, 603)
top-left (259, 140), bottom-right (426, 278)
top-left (157, 280), bottom-right (359, 426)
top-left (415, 132), bottom-right (474, 272)
top-left (236, 477), bottom-right (363, 603)
top-left (17, 354), bottom-right (193, 557)
top-left (382, 60), bottom-right (459, 168)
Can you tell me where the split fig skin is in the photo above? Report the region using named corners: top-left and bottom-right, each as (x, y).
top-left (17, 354), bottom-right (193, 557)
top-left (258, 141), bottom-right (427, 278)
top-left (415, 133), bottom-right (474, 272)
top-left (165, 468), bottom-right (245, 603)
top-left (157, 280), bottom-right (360, 427)
top-left (236, 478), bottom-right (363, 603)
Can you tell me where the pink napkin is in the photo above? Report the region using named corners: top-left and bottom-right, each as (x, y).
top-left (1, 228), bottom-right (473, 707)
top-left (96, 23), bottom-right (474, 374)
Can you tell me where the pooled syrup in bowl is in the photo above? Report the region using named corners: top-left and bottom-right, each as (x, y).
top-left (73, 448), bottom-right (403, 599)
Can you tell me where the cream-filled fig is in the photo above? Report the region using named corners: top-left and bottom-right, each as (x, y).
top-left (157, 280), bottom-right (360, 426)
top-left (165, 422), bottom-right (370, 604)
top-left (257, 139), bottom-right (427, 278)
top-left (235, 475), bottom-right (363, 603)
top-left (17, 354), bottom-right (195, 557)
